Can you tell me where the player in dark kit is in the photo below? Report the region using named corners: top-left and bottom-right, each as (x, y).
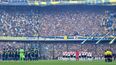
top-left (113, 54), bottom-right (116, 60)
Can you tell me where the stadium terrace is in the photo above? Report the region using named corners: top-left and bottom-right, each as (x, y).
top-left (0, 1), bottom-right (115, 65)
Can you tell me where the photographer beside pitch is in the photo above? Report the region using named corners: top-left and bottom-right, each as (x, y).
top-left (104, 49), bottom-right (113, 62)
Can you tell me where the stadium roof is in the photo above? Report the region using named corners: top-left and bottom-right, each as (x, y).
top-left (0, 0), bottom-right (116, 6)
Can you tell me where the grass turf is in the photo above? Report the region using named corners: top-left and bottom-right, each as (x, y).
top-left (0, 60), bottom-right (116, 65)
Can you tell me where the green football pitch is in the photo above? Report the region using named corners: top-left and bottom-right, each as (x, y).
top-left (0, 60), bottom-right (115, 65)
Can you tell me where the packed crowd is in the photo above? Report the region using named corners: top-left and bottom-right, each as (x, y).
top-left (0, 5), bottom-right (115, 60)
top-left (0, 5), bottom-right (115, 36)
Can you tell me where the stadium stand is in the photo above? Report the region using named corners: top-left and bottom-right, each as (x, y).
top-left (0, 4), bottom-right (115, 60)
top-left (0, 5), bottom-right (116, 36)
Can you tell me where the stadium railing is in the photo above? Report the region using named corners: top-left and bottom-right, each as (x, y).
top-left (0, 36), bottom-right (114, 42)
